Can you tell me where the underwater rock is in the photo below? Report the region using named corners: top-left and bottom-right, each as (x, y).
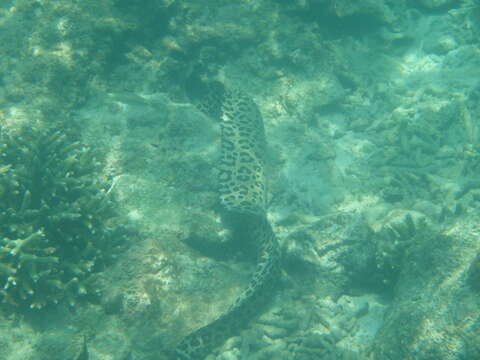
top-left (281, 77), bottom-right (346, 117)
top-left (331, 0), bottom-right (396, 24)
top-left (102, 290), bottom-right (125, 315)
top-left (0, 0), bottom-right (137, 115)
top-left (418, 0), bottom-right (456, 9)
top-left (372, 215), bottom-right (480, 359)
top-left (33, 330), bottom-right (78, 360)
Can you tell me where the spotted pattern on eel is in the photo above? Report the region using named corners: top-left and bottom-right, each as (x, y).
top-left (170, 82), bottom-right (281, 359)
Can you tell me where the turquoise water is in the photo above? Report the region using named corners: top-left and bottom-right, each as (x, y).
top-left (0, 1), bottom-right (479, 359)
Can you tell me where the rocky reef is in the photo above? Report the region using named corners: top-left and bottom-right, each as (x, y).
top-left (0, 121), bottom-right (127, 309)
top-left (1, 0), bottom-right (480, 359)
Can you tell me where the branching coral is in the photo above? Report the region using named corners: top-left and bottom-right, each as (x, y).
top-left (0, 123), bottom-right (128, 309)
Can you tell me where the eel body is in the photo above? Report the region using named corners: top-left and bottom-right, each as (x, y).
top-left (171, 82), bottom-right (280, 359)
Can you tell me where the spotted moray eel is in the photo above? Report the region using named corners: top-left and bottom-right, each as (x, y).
top-left (169, 82), bottom-right (281, 359)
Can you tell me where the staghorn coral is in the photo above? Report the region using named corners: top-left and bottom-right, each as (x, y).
top-left (0, 123), bottom-right (127, 309)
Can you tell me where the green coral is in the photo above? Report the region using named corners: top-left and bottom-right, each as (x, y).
top-left (0, 123), bottom-right (127, 309)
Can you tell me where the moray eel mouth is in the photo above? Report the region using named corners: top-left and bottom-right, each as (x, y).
top-left (169, 80), bottom-right (280, 359)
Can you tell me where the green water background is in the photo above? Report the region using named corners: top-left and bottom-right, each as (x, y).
top-left (0, 1), bottom-right (480, 359)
